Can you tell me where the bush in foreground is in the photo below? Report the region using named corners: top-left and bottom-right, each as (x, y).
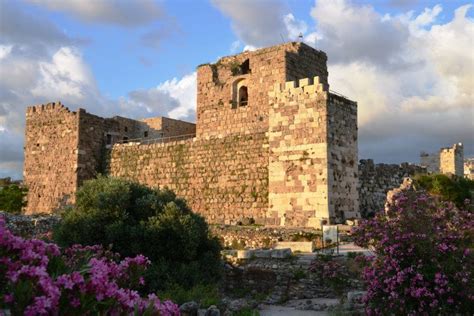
top-left (0, 184), bottom-right (27, 214)
top-left (352, 191), bottom-right (474, 315)
top-left (53, 176), bottom-right (222, 291)
top-left (0, 216), bottom-right (179, 315)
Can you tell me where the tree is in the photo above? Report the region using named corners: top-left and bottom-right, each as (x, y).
top-left (53, 176), bottom-right (222, 291)
top-left (0, 184), bottom-right (27, 214)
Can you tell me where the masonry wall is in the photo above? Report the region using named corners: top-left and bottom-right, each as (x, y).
top-left (24, 103), bottom-right (80, 214)
top-left (327, 94), bottom-right (359, 221)
top-left (358, 159), bottom-right (425, 217)
top-left (109, 133), bottom-right (270, 225)
top-left (196, 42), bottom-right (328, 138)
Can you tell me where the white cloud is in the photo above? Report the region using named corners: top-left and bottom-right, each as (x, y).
top-left (211, 0), bottom-right (288, 47)
top-left (0, 2), bottom-right (194, 179)
top-left (27, 0), bottom-right (163, 27)
top-left (118, 72), bottom-right (197, 121)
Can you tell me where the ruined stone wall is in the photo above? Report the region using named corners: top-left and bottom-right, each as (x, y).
top-left (267, 77), bottom-right (331, 227)
top-left (196, 42), bottom-right (328, 138)
top-left (327, 94), bottom-right (359, 221)
top-left (23, 103), bottom-right (80, 214)
top-left (109, 133), bottom-right (270, 225)
top-left (358, 159), bottom-right (426, 217)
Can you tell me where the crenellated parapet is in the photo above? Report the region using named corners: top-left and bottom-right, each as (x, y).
top-left (26, 102), bottom-right (77, 115)
top-left (270, 76), bottom-right (327, 97)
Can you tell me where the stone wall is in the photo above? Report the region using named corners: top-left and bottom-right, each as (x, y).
top-left (109, 133), bottom-right (270, 224)
top-left (358, 159), bottom-right (425, 217)
top-left (327, 94), bottom-right (359, 221)
top-left (210, 225), bottom-right (322, 249)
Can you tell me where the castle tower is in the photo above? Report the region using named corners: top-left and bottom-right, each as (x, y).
top-left (196, 42), bottom-right (329, 138)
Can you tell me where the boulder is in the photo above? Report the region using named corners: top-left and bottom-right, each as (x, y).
top-left (180, 301), bottom-right (199, 316)
top-left (205, 305), bottom-right (220, 316)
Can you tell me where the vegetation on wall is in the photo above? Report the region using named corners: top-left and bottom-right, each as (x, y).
top-left (53, 176), bottom-right (222, 292)
top-left (0, 184), bottom-right (27, 214)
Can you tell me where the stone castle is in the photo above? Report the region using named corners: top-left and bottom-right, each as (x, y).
top-left (23, 42), bottom-right (360, 227)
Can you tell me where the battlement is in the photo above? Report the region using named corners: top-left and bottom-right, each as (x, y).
top-left (271, 76), bottom-right (327, 93)
top-left (26, 102), bottom-right (77, 115)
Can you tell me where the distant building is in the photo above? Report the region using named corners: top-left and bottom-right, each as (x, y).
top-left (420, 143), bottom-right (464, 177)
top-left (465, 158), bottom-right (474, 180)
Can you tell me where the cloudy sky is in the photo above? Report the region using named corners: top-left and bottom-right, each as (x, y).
top-left (0, 0), bottom-right (473, 179)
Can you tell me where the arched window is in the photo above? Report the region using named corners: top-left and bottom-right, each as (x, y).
top-left (238, 86), bottom-right (248, 106)
top-left (232, 78), bottom-right (249, 108)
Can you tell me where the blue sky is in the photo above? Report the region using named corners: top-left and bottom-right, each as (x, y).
top-left (0, 0), bottom-right (473, 179)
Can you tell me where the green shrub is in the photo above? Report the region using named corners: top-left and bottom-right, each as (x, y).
top-left (414, 174), bottom-right (474, 207)
top-left (53, 176), bottom-right (222, 291)
top-left (0, 184), bottom-right (27, 214)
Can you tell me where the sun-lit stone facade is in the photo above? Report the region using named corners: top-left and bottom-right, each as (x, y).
top-left (23, 42), bottom-right (360, 227)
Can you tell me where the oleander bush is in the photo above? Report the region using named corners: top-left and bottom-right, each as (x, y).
top-left (53, 176), bottom-right (222, 292)
top-left (0, 216), bottom-right (179, 315)
top-left (352, 191), bottom-right (474, 315)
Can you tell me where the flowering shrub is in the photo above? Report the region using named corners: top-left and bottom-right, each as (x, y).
top-left (352, 191), bottom-right (474, 315)
top-left (0, 216), bottom-right (179, 315)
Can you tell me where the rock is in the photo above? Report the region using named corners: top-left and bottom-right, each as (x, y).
top-left (180, 301), bottom-right (199, 316)
top-left (347, 290), bottom-right (366, 309)
top-left (271, 248), bottom-right (292, 258)
top-left (227, 298), bottom-right (249, 311)
top-left (205, 305), bottom-right (220, 316)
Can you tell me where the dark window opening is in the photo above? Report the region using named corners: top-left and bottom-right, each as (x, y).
top-left (123, 136), bottom-right (128, 143)
top-left (239, 86), bottom-right (248, 106)
top-left (241, 59), bottom-right (250, 74)
top-left (106, 134), bottom-right (112, 145)
top-left (124, 126), bottom-right (128, 132)
top-left (144, 131), bottom-right (149, 138)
